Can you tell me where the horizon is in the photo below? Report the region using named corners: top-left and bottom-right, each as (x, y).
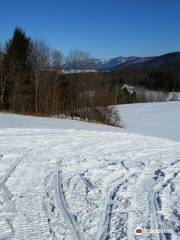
top-left (95, 51), bottom-right (180, 60)
top-left (1, 0), bottom-right (180, 58)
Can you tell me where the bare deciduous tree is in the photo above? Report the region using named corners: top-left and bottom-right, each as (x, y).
top-left (51, 49), bottom-right (64, 70)
top-left (31, 40), bottom-right (51, 70)
top-left (66, 49), bottom-right (94, 73)
top-left (31, 40), bottom-right (64, 113)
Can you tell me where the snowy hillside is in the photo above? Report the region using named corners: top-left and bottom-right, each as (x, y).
top-left (0, 102), bottom-right (180, 240)
top-left (0, 113), bottom-right (118, 132)
top-left (118, 101), bottom-right (180, 141)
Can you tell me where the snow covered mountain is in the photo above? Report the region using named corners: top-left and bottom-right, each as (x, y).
top-left (102, 52), bottom-right (180, 71)
top-left (64, 52), bottom-right (180, 72)
top-left (115, 52), bottom-right (180, 70)
top-left (63, 56), bottom-right (140, 72)
top-left (0, 101), bottom-right (180, 240)
top-left (94, 56), bottom-right (140, 70)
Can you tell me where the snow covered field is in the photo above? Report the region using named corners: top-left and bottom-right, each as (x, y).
top-left (118, 101), bottom-right (180, 142)
top-left (0, 113), bottom-right (118, 132)
top-left (0, 102), bottom-right (180, 240)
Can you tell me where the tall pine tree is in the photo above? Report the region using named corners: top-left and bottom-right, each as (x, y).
top-left (3, 27), bottom-right (34, 112)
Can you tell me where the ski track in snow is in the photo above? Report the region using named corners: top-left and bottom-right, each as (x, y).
top-left (55, 170), bottom-right (84, 240)
top-left (0, 110), bottom-right (180, 239)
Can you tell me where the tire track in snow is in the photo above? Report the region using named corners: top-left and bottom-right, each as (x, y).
top-left (149, 184), bottom-right (161, 240)
top-left (136, 172), bottom-right (165, 240)
top-left (97, 173), bottom-right (133, 240)
top-left (0, 151), bottom-right (31, 239)
top-left (55, 170), bottom-right (84, 240)
top-left (152, 168), bottom-right (180, 239)
top-left (0, 219), bottom-right (14, 240)
top-left (0, 153), bottom-right (26, 191)
top-left (79, 174), bottom-right (96, 189)
top-left (151, 185), bottom-right (170, 240)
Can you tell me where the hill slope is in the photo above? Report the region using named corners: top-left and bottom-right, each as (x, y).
top-left (116, 52), bottom-right (180, 70)
top-left (0, 103), bottom-right (179, 240)
top-left (118, 101), bottom-right (180, 141)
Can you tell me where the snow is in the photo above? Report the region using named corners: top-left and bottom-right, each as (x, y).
top-left (118, 101), bottom-right (180, 142)
top-left (0, 113), bottom-right (118, 132)
top-left (0, 102), bottom-right (180, 240)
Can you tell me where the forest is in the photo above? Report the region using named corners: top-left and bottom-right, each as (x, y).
top-left (0, 27), bottom-right (180, 126)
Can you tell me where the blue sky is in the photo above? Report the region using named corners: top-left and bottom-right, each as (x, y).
top-left (1, 0), bottom-right (180, 58)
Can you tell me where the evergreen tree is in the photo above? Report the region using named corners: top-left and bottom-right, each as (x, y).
top-left (3, 27), bottom-right (34, 112)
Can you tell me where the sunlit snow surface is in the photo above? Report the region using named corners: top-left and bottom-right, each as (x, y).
top-left (0, 102), bottom-right (180, 240)
top-left (118, 101), bottom-right (180, 141)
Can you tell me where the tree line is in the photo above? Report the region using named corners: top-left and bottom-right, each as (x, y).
top-left (0, 27), bottom-right (125, 126)
top-left (2, 27), bottom-right (177, 126)
top-left (115, 69), bottom-right (180, 92)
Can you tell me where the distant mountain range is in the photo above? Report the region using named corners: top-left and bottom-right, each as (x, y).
top-left (95, 52), bottom-right (180, 71)
top-left (94, 56), bottom-right (140, 70)
top-left (64, 52), bottom-right (180, 72)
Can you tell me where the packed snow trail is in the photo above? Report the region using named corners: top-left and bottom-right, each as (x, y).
top-left (0, 152), bottom-right (28, 191)
top-left (79, 174), bottom-right (96, 189)
top-left (0, 110), bottom-right (179, 239)
top-left (55, 170), bottom-right (84, 240)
